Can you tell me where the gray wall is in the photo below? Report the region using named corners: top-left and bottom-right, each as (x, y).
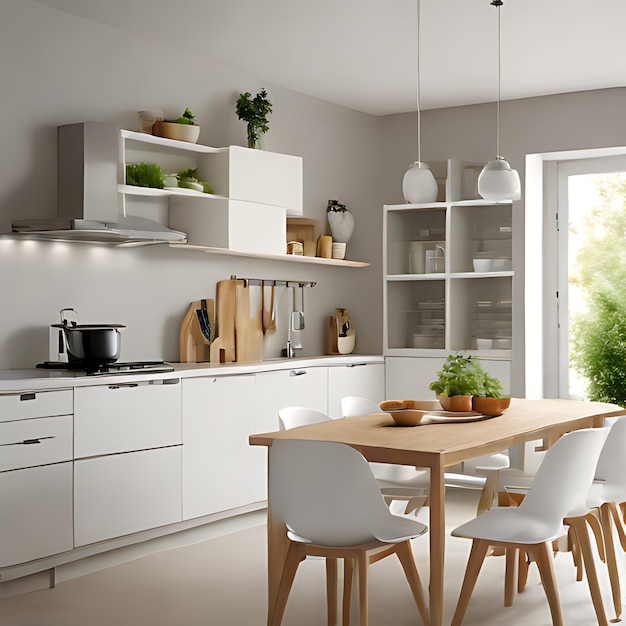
top-left (0, 0), bottom-right (384, 369)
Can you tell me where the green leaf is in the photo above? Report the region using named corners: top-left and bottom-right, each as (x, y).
top-left (126, 162), bottom-right (164, 188)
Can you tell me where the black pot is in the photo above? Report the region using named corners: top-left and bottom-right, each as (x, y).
top-left (52, 323), bottom-right (125, 365)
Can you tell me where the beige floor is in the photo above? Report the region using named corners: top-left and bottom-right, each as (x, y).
top-left (1, 489), bottom-right (622, 626)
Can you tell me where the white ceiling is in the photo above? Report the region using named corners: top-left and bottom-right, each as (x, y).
top-left (34, 0), bottom-right (626, 116)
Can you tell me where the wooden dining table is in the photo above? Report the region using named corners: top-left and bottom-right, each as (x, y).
top-left (249, 397), bottom-right (626, 626)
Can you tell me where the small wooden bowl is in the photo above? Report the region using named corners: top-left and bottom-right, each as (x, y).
top-left (437, 394), bottom-right (473, 412)
top-left (153, 121), bottom-right (200, 144)
top-left (386, 409), bottom-right (430, 427)
top-left (472, 396), bottom-right (511, 416)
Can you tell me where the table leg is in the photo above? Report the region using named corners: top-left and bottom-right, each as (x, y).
top-left (267, 462), bottom-right (290, 625)
top-left (429, 457), bottom-right (445, 626)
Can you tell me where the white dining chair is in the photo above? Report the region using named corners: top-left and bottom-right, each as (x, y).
top-left (279, 405), bottom-right (430, 515)
top-left (450, 426), bottom-right (609, 626)
top-left (340, 396), bottom-right (509, 514)
top-left (268, 438), bottom-right (429, 626)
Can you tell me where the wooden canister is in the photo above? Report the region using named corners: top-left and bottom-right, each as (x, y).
top-left (317, 235), bottom-right (333, 259)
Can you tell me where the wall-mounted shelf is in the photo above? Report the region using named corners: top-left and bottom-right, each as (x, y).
top-left (169, 243), bottom-right (370, 267)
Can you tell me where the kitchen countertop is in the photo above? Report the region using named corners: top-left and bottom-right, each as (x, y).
top-left (0, 355), bottom-right (384, 393)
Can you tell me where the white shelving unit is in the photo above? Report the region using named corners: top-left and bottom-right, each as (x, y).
top-left (383, 159), bottom-right (513, 359)
top-left (118, 128), bottom-right (369, 266)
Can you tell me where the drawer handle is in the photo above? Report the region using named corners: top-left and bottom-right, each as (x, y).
top-left (346, 363), bottom-right (366, 368)
top-left (20, 392), bottom-right (36, 401)
top-left (290, 370), bottom-right (307, 377)
top-left (0, 436), bottom-right (55, 447)
top-left (108, 383), bottom-right (139, 390)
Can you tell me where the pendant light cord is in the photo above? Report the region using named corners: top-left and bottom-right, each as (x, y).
top-left (492, 0), bottom-right (503, 159)
top-left (416, 0), bottom-right (422, 163)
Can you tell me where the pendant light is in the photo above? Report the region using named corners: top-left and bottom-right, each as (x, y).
top-left (402, 0), bottom-right (438, 204)
top-left (477, 0), bottom-right (521, 202)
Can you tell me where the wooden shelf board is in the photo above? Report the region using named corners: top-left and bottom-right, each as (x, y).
top-left (168, 244), bottom-right (370, 267)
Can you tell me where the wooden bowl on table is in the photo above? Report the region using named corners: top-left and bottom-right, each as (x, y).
top-left (472, 396), bottom-right (511, 416)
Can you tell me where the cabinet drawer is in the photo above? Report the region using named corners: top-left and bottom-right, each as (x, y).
top-left (0, 389), bottom-right (73, 423)
top-left (75, 379), bottom-right (181, 458)
top-left (0, 414), bottom-right (73, 471)
top-left (0, 462), bottom-right (73, 567)
top-left (74, 446), bottom-right (182, 546)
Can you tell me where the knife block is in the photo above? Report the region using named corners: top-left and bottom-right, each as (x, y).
top-left (180, 299), bottom-right (214, 363)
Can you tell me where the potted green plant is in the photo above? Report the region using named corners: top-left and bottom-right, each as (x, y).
top-left (429, 353), bottom-right (510, 414)
top-left (153, 107), bottom-right (200, 143)
top-left (428, 354), bottom-right (484, 411)
top-left (125, 162), bottom-right (164, 189)
top-left (236, 89), bottom-right (273, 149)
top-left (327, 199), bottom-right (355, 246)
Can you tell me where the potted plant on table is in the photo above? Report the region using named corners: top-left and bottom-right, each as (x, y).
top-left (236, 88), bottom-right (273, 149)
top-left (428, 353), bottom-right (509, 414)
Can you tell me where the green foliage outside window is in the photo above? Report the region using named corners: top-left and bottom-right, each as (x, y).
top-left (570, 174), bottom-right (626, 405)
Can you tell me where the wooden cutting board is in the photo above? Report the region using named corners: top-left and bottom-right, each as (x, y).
top-left (210, 279), bottom-right (239, 363)
top-left (235, 283), bottom-right (264, 363)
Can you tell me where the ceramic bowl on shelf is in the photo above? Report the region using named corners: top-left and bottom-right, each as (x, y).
top-left (152, 121), bottom-right (200, 143)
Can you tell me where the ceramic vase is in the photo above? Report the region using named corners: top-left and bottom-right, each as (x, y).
top-left (327, 210), bottom-right (355, 244)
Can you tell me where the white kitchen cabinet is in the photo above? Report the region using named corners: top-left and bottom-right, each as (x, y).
top-left (0, 389), bottom-right (74, 568)
top-left (384, 158), bottom-right (513, 391)
top-left (385, 356), bottom-right (511, 401)
top-left (74, 378), bottom-right (182, 458)
top-left (327, 362), bottom-right (385, 418)
top-left (0, 462), bottom-right (73, 567)
top-left (255, 367), bottom-right (329, 435)
top-left (74, 446), bottom-right (182, 547)
top-left (182, 375), bottom-right (263, 520)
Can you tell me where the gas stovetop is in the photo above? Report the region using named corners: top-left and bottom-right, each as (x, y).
top-left (36, 360), bottom-right (175, 376)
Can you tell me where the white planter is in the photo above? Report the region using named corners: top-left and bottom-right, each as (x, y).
top-left (327, 210), bottom-right (355, 243)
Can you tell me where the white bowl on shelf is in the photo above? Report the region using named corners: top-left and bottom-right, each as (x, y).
top-left (475, 337), bottom-right (494, 350)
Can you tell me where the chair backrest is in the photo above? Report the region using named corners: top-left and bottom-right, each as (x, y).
top-left (519, 427), bottom-right (608, 520)
top-left (594, 415), bottom-right (626, 488)
top-left (278, 406), bottom-right (331, 431)
top-left (269, 439), bottom-right (425, 546)
top-left (341, 396), bottom-right (380, 418)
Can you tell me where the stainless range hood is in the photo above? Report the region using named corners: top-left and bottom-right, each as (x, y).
top-left (12, 215), bottom-right (187, 246)
top-left (11, 122), bottom-right (187, 246)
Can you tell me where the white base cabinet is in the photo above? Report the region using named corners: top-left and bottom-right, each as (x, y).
top-left (255, 367), bottom-right (329, 434)
top-left (0, 462), bottom-right (73, 567)
top-left (74, 446), bottom-right (182, 547)
top-left (182, 375), bottom-right (262, 520)
top-left (327, 363), bottom-right (385, 418)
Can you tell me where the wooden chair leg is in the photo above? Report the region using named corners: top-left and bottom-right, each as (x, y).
top-left (326, 558), bottom-right (338, 626)
top-left (567, 516), bottom-right (609, 626)
top-left (271, 543), bottom-right (305, 626)
top-left (357, 553), bottom-right (368, 626)
top-left (585, 509), bottom-right (605, 563)
top-left (600, 503), bottom-right (622, 621)
top-left (477, 470), bottom-right (498, 515)
top-left (451, 539), bottom-right (491, 626)
top-left (518, 549), bottom-right (529, 593)
top-left (504, 547), bottom-right (517, 606)
top-left (609, 501), bottom-right (626, 551)
top-left (528, 542), bottom-right (563, 626)
top-left (395, 540), bottom-right (429, 625)
top-left (342, 559), bottom-right (354, 626)
top-left (568, 526), bottom-right (584, 582)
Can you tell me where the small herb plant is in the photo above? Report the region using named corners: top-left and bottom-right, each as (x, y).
top-left (428, 353), bottom-right (504, 398)
top-left (170, 107), bottom-right (197, 125)
top-left (327, 199), bottom-right (348, 213)
top-left (126, 162), bottom-right (164, 189)
top-left (236, 88), bottom-right (273, 148)
top-left (172, 167), bottom-right (214, 194)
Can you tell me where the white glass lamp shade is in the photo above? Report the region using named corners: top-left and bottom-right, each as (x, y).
top-left (402, 161), bottom-right (439, 204)
top-left (478, 157), bottom-right (521, 201)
